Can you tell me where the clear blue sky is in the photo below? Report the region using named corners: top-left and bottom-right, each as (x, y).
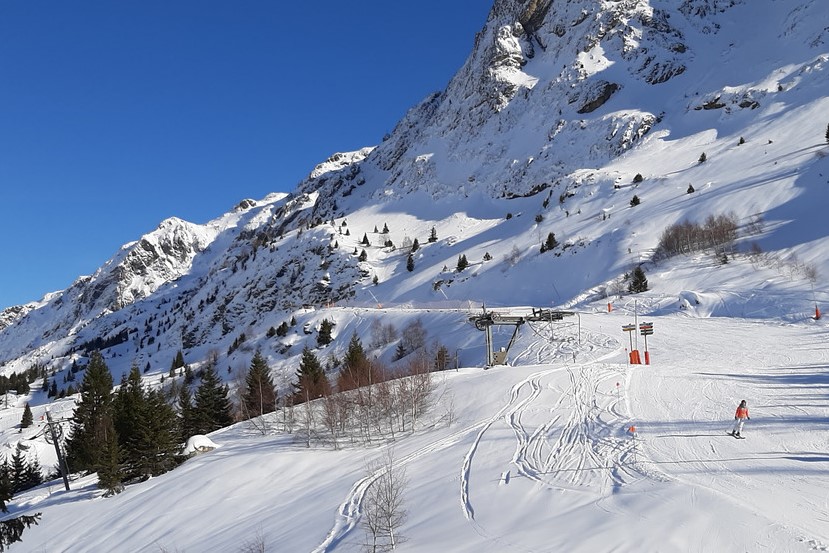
top-left (0, 1), bottom-right (491, 309)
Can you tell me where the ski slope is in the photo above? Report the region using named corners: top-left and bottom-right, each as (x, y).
top-left (8, 304), bottom-right (828, 552)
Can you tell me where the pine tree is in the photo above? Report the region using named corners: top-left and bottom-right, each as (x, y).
top-left (406, 253), bottom-right (415, 272)
top-left (540, 232), bottom-right (559, 253)
top-left (0, 456), bottom-right (40, 549)
top-left (359, 249), bottom-right (368, 262)
top-left (687, 184), bottom-right (695, 194)
top-left (19, 403), bottom-right (32, 429)
top-left (428, 227), bottom-right (438, 243)
top-left (628, 266), bottom-right (649, 293)
top-left (382, 223), bottom-right (389, 234)
top-left (411, 238), bottom-right (420, 252)
top-left (456, 254), bottom-right (469, 272)
top-left (95, 414), bottom-right (123, 495)
top-left (630, 195), bottom-right (641, 207)
top-left (169, 350), bottom-right (185, 378)
top-left (136, 389), bottom-right (179, 477)
top-left (337, 332), bottom-right (373, 391)
top-left (192, 362), bottom-right (233, 435)
top-left (9, 446), bottom-right (29, 493)
top-left (295, 346), bottom-right (329, 402)
top-left (65, 351), bottom-right (115, 474)
top-left (242, 351), bottom-right (276, 418)
top-left (825, 123), bottom-right (829, 144)
top-left (361, 233), bottom-right (371, 246)
top-left (318, 318), bottom-right (334, 346)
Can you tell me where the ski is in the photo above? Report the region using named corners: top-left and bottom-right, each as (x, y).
top-left (727, 432), bottom-right (745, 439)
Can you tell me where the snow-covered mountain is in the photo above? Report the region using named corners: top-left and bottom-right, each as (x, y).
top-left (2, 0), bottom-right (827, 383)
top-left (1, 1), bottom-right (829, 548)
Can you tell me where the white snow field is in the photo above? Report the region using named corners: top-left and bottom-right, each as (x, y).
top-left (7, 298), bottom-right (828, 552)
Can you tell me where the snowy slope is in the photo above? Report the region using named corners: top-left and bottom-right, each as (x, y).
top-left (7, 307), bottom-right (829, 552)
top-left (0, 0), bottom-right (828, 550)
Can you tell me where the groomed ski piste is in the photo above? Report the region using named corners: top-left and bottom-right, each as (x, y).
top-left (8, 296), bottom-right (828, 552)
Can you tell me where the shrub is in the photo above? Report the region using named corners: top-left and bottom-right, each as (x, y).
top-left (687, 184), bottom-right (695, 194)
top-left (698, 152), bottom-right (707, 163)
top-left (630, 195), bottom-right (641, 207)
top-left (633, 173), bottom-right (643, 183)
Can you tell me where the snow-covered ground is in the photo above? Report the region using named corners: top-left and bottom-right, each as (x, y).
top-left (6, 293), bottom-right (827, 552)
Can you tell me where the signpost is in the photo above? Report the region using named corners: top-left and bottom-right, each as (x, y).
top-left (639, 322), bottom-right (654, 365)
top-left (621, 324), bottom-right (639, 364)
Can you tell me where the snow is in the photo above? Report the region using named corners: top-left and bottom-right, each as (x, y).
top-left (7, 306), bottom-right (829, 552)
top-left (0, 0), bottom-right (828, 551)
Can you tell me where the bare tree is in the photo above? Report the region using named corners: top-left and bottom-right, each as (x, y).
top-left (362, 449), bottom-right (408, 552)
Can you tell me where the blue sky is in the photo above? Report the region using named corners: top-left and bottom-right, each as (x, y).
top-left (0, 1), bottom-right (491, 309)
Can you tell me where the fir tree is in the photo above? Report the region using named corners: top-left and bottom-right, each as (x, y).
top-left (295, 346), bottom-right (329, 402)
top-left (687, 184), bottom-right (695, 194)
top-left (20, 403), bottom-right (32, 429)
top-left (95, 414), bottom-right (123, 496)
top-left (456, 254), bottom-right (469, 272)
top-left (112, 364), bottom-right (179, 481)
top-left (628, 266), bottom-right (649, 293)
top-left (0, 457), bottom-right (40, 550)
top-left (242, 351), bottom-right (276, 418)
top-left (361, 233), bottom-right (371, 246)
top-left (630, 195), bottom-right (641, 207)
top-left (192, 362), bottom-right (233, 435)
top-left (177, 385), bottom-right (197, 442)
top-left (428, 227), bottom-right (438, 243)
top-left (406, 253), bottom-right (415, 272)
top-left (359, 249), bottom-right (368, 262)
top-left (382, 222), bottom-right (389, 233)
top-left (337, 332), bottom-right (373, 391)
top-left (411, 238), bottom-right (420, 252)
top-left (65, 351), bottom-right (115, 475)
top-left (169, 350), bottom-right (185, 378)
top-left (318, 318), bottom-right (334, 346)
top-left (540, 232), bottom-right (559, 253)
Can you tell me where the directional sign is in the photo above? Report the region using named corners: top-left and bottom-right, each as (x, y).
top-left (639, 322), bottom-right (654, 336)
top-left (622, 324), bottom-right (636, 332)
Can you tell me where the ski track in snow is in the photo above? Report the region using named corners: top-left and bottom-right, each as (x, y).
top-left (458, 325), bottom-right (647, 543)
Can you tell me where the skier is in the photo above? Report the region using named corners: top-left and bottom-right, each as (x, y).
top-left (729, 399), bottom-right (750, 438)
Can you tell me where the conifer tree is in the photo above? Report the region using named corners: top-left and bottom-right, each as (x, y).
top-left (406, 253), bottom-right (415, 272)
top-left (337, 332), bottom-right (373, 391)
top-left (0, 457), bottom-right (40, 550)
top-left (170, 350), bottom-right (186, 375)
top-left (382, 223), bottom-right (389, 233)
top-left (136, 389), bottom-right (179, 477)
top-left (628, 266), bottom-right (649, 293)
top-left (65, 351), bottom-right (115, 474)
top-left (361, 233), bottom-right (371, 246)
top-left (95, 414), bottom-right (123, 496)
top-left (411, 238), bottom-right (420, 252)
top-left (359, 249), bottom-right (368, 262)
top-left (192, 362), bottom-right (233, 435)
top-left (317, 318), bottom-right (334, 347)
top-left (540, 232), bottom-right (559, 253)
top-left (242, 351), bottom-right (276, 418)
top-left (19, 403), bottom-right (32, 429)
top-left (112, 364), bottom-right (179, 480)
top-left (428, 227), bottom-right (438, 243)
top-left (295, 346), bottom-right (329, 402)
top-left (825, 123), bottom-right (829, 144)
top-left (177, 385), bottom-right (197, 442)
top-left (456, 254), bottom-right (469, 272)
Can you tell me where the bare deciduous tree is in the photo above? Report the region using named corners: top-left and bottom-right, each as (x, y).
top-left (362, 449), bottom-right (407, 552)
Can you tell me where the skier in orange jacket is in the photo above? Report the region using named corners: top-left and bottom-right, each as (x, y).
top-left (730, 399), bottom-right (750, 437)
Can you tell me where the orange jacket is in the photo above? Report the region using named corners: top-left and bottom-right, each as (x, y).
top-left (735, 406), bottom-right (749, 419)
